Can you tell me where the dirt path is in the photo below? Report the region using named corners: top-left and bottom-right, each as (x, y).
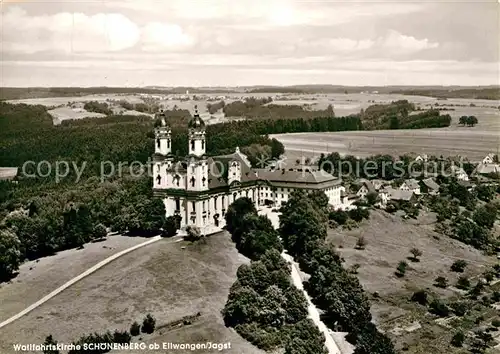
top-left (258, 207), bottom-right (351, 354)
top-left (0, 236), bottom-right (181, 330)
top-left (282, 252), bottom-right (343, 354)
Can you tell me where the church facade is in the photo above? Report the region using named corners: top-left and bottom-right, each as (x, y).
top-left (152, 108), bottom-right (344, 233)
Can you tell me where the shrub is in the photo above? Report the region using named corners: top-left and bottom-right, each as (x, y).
top-left (130, 321), bottom-right (140, 336)
top-left (42, 335), bottom-right (60, 354)
top-left (92, 223), bottom-right (107, 239)
top-left (409, 248), bottom-right (422, 262)
top-left (429, 299), bottom-right (450, 317)
top-left (491, 319), bottom-right (500, 328)
top-left (410, 290), bottom-right (428, 305)
top-left (349, 207), bottom-right (369, 222)
top-left (141, 314), bottom-right (156, 334)
top-left (329, 210), bottom-right (348, 225)
top-left (451, 260), bottom-right (467, 273)
top-left (185, 225), bottom-right (202, 241)
top-left (469, 281), bottom-right (485, 298)
top-left (456, 276), bottom-right (470, 290)
top-left (355, 236), bottom-right (367, 250)
top-left (450, 301), bottom-right (469, 316)
top-left (395, 261), bottom-right (408, 278)
top-left (112, 330), bottom-right (131, 344)
top-left (491, 291), bottom-right (500, 302)
top-left (450, 331), bottom-right (465, 347)
top-left (434, 276), bottom-right (448, 288)
top-left (348, 264), bottom-right (360, 274)
top-left (162, 215), bottom-right (180, 237)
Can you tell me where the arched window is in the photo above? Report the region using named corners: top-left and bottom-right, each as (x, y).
top-left (214, 196), bottom-right (218, 209)
top-left (191, 140), bottom-right (195, 150)
top-left (156, 175), bottom-right (161, 185)
top-left (233, 192), bottom-right (237, 201)
top-left (190, 176), bottom-right (195, 187)
top-left (167, 139), bottom-right (170, 148)
top-left (202, 177), bottom-right (206, 186)
top-left (156, 138), bottom-right (160, 148)
top-left (201, 140), bottom-right (205, 149)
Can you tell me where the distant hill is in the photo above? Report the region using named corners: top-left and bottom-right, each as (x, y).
top-left (2, 85), bottom-right (498, 101)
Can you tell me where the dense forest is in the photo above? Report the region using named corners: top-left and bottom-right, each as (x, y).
top-left (223, 97), bottom-right (336, 119)
top-left (360, 100), bottom-right (451, 130)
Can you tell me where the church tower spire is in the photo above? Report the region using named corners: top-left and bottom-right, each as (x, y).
top-left (188, 105), bottom-right (206, 157)
top-left (154, 110), bottom-right (172, 156)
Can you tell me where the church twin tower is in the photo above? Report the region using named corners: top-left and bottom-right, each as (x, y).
top-left (153, 106), bottom-right (209, 194)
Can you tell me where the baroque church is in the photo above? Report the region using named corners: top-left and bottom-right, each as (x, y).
top-left (152, 107), bottom-right (344, 234)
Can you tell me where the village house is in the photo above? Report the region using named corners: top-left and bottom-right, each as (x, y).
top-left (419, 178), bottom-right (440, 195)
top-left (152, 108), bottom-right (345, 233)
top-left (449, 165), bottom-right (469, 181)
top-left (0, 167), bottom-right (19, 182)
top-left (414, 154), bottom-right (428, 163)
top-left (472, 163), bottom-right (500, 178)
top-left (356, 180), bottom-right (376, 199)
top-left (370, 179), bottom-right (388, 191)
top-left (380, 187), bottom-right (417, 205)
top-left (399, 178), bottom-right (421, 194)
top-left (482, 153), bottom-right (496, 164)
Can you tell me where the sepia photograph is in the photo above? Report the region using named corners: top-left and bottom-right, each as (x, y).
top-left (0, 0), bottom-right (499, 353)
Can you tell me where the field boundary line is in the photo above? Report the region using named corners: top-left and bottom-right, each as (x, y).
top-left (0, 235), bottom-right (180, 329)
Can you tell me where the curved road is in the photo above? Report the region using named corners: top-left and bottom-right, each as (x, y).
top-left (0, 235), bottom-right (181, 330)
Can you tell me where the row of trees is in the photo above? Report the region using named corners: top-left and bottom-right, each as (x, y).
top-left (223, 198), bottom-right (327, 353)
top-left (83, 101), bottom-right (113, 115)
top-left (458, 115), bottom-right (479, 127)
top-left (43, 313), bottom-right (156, 354)
top-left (279, 190), bottom-right (395, 354)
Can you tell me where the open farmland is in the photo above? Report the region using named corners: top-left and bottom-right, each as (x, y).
top-left (0, 232), bottom-right (262, 354)
top-left (275, 127), bottom-right (499, 163)
top-left (271, 94), bottom-right (499, 162)
top-left (327, 210), bottom-right (499, 354)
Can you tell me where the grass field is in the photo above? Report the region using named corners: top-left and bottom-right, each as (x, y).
top-left (0, 233), bottom-right (262, 354)
top-left (327, 210), bottom-right (499, 353)
top-left (0, 235), bottom-right (148, 322)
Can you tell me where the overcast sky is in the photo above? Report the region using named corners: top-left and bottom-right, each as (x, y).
top-left (1, 0), bottom-right (498, 87)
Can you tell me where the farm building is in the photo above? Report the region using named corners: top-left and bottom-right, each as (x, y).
top-left (399, 179), bottom-right (421, 194)
top-left (419, 178), bottom-right (440, 195)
